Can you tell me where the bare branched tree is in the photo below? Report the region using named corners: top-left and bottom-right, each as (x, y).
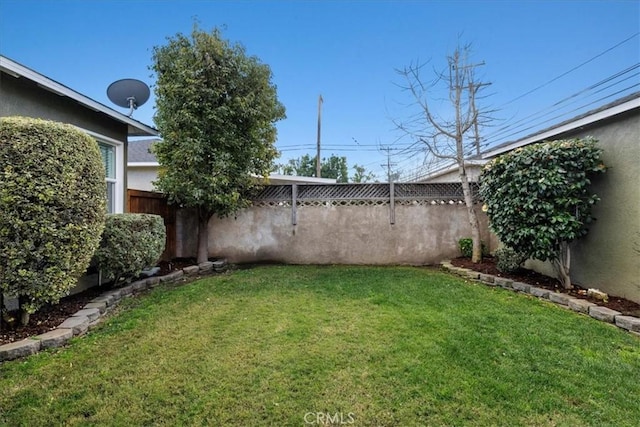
top-left (394, 45), bottom-right (493, 263)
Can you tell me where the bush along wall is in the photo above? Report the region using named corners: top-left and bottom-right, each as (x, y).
top-left (92, 214), bottom-right (166, 286)
top-left (0, 117), bottom-right (106, 326)
top-left (458, 238), bottom-right (488, 258)
top-left (480, 137), bottom-right (605, 289)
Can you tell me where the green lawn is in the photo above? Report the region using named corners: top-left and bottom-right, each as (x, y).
top-left (1, 265), bottom-right (638, 426)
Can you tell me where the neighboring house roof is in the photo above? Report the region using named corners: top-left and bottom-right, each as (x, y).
top-left (415, 159), bottom-right (487, 182)
top-left (127, 139), bottom-right (337, 184)
top-left (265, 174), bottom-right (337, 184)
top-left (128, 139), bottom-right (160, 164)
top-left (0, 55), bottom-right (158, 137)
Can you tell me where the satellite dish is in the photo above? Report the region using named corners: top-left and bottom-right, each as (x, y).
top-left (107, 79), bottom-right (150, 117)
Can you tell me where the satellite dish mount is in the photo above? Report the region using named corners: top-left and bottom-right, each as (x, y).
top-left (107, 79), bottom-right (150, 117)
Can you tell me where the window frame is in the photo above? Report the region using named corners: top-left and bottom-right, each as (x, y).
top-left (78, 128), bottom-right (125, 214)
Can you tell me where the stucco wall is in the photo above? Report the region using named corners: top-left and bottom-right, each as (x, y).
top-left (548, 111), bottom-right (639, 303)
top-left (424, 165), bottom-right (483, 183)
top-left (127, 167), bottom-right (158, 191)
top-left (491, 110), bottom-right (640, 303)
top-left (175, 203), bottom-right (497, 265)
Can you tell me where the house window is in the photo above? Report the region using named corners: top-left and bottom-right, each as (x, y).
top-left (99, 142), bottom-right (116, 213)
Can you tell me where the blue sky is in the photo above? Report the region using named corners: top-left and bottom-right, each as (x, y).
top-left (1, 0), bottom-right (638, 180)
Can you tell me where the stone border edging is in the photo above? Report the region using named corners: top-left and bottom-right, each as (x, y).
top-left (0, 260), bottom-right (228, 362)
top-left (440, 261), bottom-right (640, 337)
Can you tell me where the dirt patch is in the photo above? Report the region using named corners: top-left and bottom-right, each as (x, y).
top-left (451, 256), bottom-right (640, 316)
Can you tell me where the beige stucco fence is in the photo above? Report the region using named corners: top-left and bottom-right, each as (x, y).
top-left (175, 183), bottom-right (496, 266)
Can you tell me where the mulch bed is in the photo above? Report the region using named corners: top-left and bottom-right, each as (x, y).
top-left (1, 286), bottom-right (106, 346)
top-left (451, 256), bottom-right (640, 317)
top-left (0, 258), bottom-right (202, 346)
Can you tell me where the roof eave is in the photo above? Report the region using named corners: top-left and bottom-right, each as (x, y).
top-left (127, 162), bottom-right (160, 167)
top-left (414, 159), bottom-right (488, 182)
top-left (0, 55), bottom-right (159, 138)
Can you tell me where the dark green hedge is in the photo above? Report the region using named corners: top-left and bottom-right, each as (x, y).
top-left (0, 117), bottom-right (106, 316)
top-left (93, 214), bottom-right (166, 285)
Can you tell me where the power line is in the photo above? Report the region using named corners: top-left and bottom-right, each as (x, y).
top-left (278, 142), bottom-right (404, 149)
top-left (281, 34), bottom-right (639, 181)
top-left (408, 87), bottom-right (638, 177)
top-left (499, 32), bottom-right (639, 107)
top-left (488, 85), bottom-right (639, 147)
top-left (484, 63), bottom-right (640, 144)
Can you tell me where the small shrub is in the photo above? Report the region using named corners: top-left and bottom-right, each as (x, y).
top-left (93, 214), bottom-right (166, 285)
top-left (458, 238), bottom-right (488, 258)
top-left (495, 247), bottom-right (527, 273)
top-left (0, 117), bottom-right (106, 324)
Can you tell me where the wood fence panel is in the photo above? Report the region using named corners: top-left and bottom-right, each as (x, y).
top-left (127, 189), bottom-right (176, 261)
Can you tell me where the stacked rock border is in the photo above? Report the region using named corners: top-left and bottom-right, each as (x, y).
top-left (3, 260), bottom-right (637, 363)
top-left (441, 261), bottom-right (640, 337)
top-left (0, 260), bottom-right (227, 362)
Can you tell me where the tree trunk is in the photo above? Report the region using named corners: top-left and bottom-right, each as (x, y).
top-left (452, 50), bottom-right (482, 264)
top-left (18, 295), bottom-right (30, 327)
top-left (459, 163), bottom-right (483, 263)
top-left (197, 208), bottom-right (212, 265)
top-left (555, 242), bottom-right (573, 289)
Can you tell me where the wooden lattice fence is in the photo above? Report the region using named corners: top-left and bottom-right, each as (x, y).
top-left (251, 183), bottom-right (481, 225)
top-left (253, 182), bottom-right (479, 204)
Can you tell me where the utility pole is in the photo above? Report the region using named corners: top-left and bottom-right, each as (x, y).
top-left (451, 59), bottom-right (490, 156)
top-left (468, 81), bottom-right (490, 155)
top-left (469, 82), bottom-right (481, 155)
top-left (316, 94), bottom-right (323, 178)
top-left (380, 146), bottom-right (397, 182)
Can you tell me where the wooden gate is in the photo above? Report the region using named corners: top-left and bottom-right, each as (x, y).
top-left (127, 189), bottom-right (176, 261)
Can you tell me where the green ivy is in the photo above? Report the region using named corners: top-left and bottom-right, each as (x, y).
top-left (0, 117), bottom-right (106, 318)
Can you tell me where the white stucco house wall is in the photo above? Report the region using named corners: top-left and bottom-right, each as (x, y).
top-left (127, 139), bottom-right (162, 192)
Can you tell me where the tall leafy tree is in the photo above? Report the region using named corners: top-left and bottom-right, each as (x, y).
top-left (277, 154), bottom-right (316, 178)
top-left (351, 164), bottom-right (377, 183)
top-left (277, 154), bottom-right (375, 183)
top-left (479, 138), bottom-right (605, 289)
top-left (152, 25), bottom-right (286, 263)
top-left (321, 154), bottom-right (349, 182)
